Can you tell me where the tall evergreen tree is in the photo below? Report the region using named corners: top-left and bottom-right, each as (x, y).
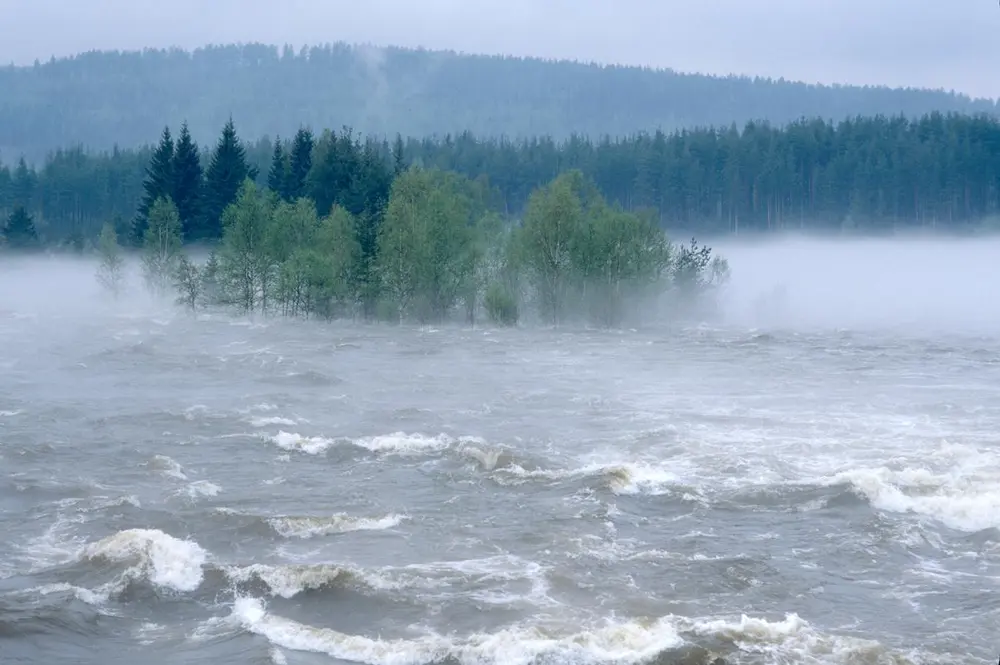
top-left (393, 133), bottom-right (406, 176)
top-left (171, 122), bottom-right (204, 241)
top-left (203, 118), bottom-right (257, 240)
top-left (267, 137), bottom-right (288, 199)
top-left (286, 127), bottom-right (314, 202)
top-left (135, 126), bottom-right (175, 244)
top-left (11, 157), bottom-right (35, 209)
top-left (4, 206), bottom-right (38, 249)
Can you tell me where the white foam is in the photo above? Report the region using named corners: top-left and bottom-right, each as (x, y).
top-left (269, 513), bottom-right (407, 539)
top-left (233, 598), bottom-right (684, 665)
top-left (225, 554), bottom-right (550, 603)
top-left (833, 466), bottom-right (1000, 532)
top-left (150, 454), bottom-right (187, 480)
top-left (495, 461), bottom-right (683, 496)
top-left (19, 582), bottom-right (107, 606)
top-left (675, 612), bottom-right (898, 664)
top-left (354, 432), bottom-right (455, 455)
top-left (226, 563), bottom-right (357, 599)
top-left (252, 416), bottom-right (298, 427)
top-left (183, 481), bottom-right (222, 499)
top-left (0, 409), bottom-right (22, 417)
top-left (272, 431), bottom-right (336, 455)
top-left (82, 528), bottom-right (208, 592)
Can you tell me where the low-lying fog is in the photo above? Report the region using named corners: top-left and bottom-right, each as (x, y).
top-left (3, 236), bottom-right (998, 336)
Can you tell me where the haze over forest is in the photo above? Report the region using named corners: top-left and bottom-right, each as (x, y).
top-left (1, 42), bottom-right (998, 164)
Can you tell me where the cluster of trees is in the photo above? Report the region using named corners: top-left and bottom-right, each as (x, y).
top-left (2, 43), bottom-right (996, 162)
top-left (96, 169), bottom-right (729, 328)
top-left (4, 111), bottom-right (1000, 249)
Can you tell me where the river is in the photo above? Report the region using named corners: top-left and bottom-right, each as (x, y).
top-left (1, 240), bottom-right (998, 664)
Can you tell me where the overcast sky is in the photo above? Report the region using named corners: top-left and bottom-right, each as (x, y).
top-left (3, 0), bottom-right (998, 99)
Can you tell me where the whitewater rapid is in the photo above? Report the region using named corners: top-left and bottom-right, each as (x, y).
top-left (1, 303), bottom-right (998, 664)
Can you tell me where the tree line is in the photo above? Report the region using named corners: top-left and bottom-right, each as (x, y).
top-left (3, 110), bottom-right (1000, 252)
top-left (3, 43), bottom-right (995, 163)
top-left (95, 169), bottom-right (730, 328)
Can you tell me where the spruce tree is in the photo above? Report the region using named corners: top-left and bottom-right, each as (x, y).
top-left (4, 206), bottom-right (38, 249)
top-left (286, 128), bottom-right (314, 202)
top-left (267, 137), bottom-right (288, 199)
top-left (172, 122), bottom-right (203, 241)
top-left (393, 133), bottom-right (406, 176)
top-left (135, 126), bottom-right (175, 244)
top-left (203, 118), bottom-right (257, 240)
top-left (11, 157), bottom-right (35, 209)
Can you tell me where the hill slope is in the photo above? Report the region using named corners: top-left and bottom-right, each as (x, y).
top-left (1, 42), bottom-right (997, 162)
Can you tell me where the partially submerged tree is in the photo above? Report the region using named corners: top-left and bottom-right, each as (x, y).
top-left (173, 255), bottom-right (201, 311)
top-left (217, 180), bottom-right (272, 314)
top-left (95, 222), bottom-right (125, 299)
top-left (141, 196), bottom-right (184, 298)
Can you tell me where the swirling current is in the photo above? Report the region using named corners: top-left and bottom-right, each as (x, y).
top-left (1, 250), bottom-right (999, 665)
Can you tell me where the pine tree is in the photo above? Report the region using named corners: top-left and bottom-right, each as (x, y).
top-left (393, 133), bottom-right (406, 176)
top-left (4, 206), bottom-right (38, 249)
top-left (135, 126), bottom-right (175, 245)
top-left (172, 122), bottom-right (203, 241)
top-left (203, 118), bottom-right (257, 240)
top-left (286, 128), bottom-right (314, 202)
top-left (11, 158), bottom-right (35, 209)
top-left (267, 137), bottom-right (288, 199)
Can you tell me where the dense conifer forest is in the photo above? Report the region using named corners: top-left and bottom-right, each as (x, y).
top-left (1, 42), bottom-right (997, 163)
top-left (2, 112), bottom-right (1000, 251)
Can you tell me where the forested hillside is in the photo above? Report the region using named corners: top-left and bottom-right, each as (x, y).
top-left (2, 111), bottom-right (999, 250)
top-left (1, 42), bottom-right (997, 163)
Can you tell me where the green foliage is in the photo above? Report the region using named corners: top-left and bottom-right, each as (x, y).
top-left (217, 180), bottom-right (273, 313)
top-left (141, 196), bottom-right (184, 297)
top-left (516, 171), bottom-right (591, 324)
top-left (9, 112), bottom-right (1000, 249)
top-left (484, 282), bottom-right (519, 326)
top-left (286, 128), bottom-right (314, 202)
top-left (135, 126), bottom-right (174, 244)
top-left (95, 222), bottom-right (125, 299)
top-left (173, 255), bottom-right (201, 311)
top-left (267, 138), bottom-right (288, 199)
top-left (172, 122), bottom-right (204, 240)
top-left (3, 206), bottom-right (38, 249)
top-left (199, 251), bottom-right (224, 308)
top-left (203, 118), bottom-right (258, 240)
top-left (376, 167), bottom-right (477, 322)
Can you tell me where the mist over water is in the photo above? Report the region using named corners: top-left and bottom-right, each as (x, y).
top-left (1, 238), bottom-right (999, 664)
top-left (718, 237), bottom-right (1000, 335)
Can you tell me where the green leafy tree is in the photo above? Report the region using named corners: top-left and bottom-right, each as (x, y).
top-left (141, 196), bottom-right (184, 297)
top-left (95, 222), bottom-right (125, 298)
top-left (173, 255), bottom-right (202, 311)
top-left (218, 180), bottom-right (272, 313)
top-left (268, 197), bottom-right (320, 315)
top-left (199, 251), bottom-right (224, 307)
top-left (515, 171), bottom-right (592, 324)
top-left (377, 167), bottom-right (475, 322)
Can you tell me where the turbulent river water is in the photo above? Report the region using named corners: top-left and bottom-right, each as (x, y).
top-left (1, 241), bottom-right (999, 665)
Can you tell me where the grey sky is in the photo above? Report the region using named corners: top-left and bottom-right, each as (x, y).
top-left (4, 0), bottom-right (998, 99)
